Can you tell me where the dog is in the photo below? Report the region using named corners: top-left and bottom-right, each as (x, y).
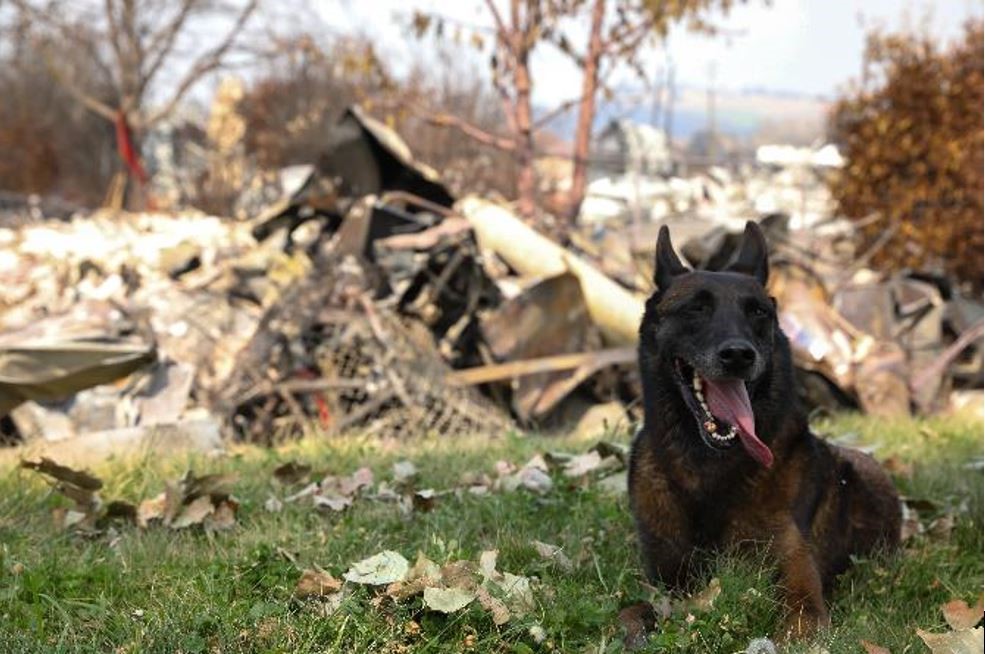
top-left (628, 221), bottom-right (901, 639)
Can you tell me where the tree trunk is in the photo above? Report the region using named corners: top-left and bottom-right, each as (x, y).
top-left (566, 0), bottom-right (606, 224)
top-left (513, 45), bottom-right (537, 219)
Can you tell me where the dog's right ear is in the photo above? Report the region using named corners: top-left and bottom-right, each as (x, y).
top-left (654, 225), bottom-right (688, 291)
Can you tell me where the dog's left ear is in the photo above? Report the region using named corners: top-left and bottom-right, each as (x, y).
top-left (654, 225), bottom-right (688, 290)
top-left (727, 221), bottom-right (769, 286)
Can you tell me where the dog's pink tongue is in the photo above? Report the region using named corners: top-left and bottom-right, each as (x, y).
top-left (703, 378), bottom-right (774, 468)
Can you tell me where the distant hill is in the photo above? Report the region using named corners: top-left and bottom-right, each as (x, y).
top-left (539, 85), bottom-right (831, 146)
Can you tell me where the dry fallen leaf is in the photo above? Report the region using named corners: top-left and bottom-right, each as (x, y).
top-left (927, 514), bottom-right (956, 540)
top-left (916, 627), bottom-right (983, 654)
top-left (344, 551), bottom-right (409, 585)
top-left (103, 501), bottom-right (137, 524)
top-left (596, 472), bottom-right (627, 496)
top-left (407, 551), bottom-right (441, 581)
top-left (284, 482), bottom-right (320, 503)
top-left (514, 466), bottom-right (552, 494)
top-left (412, 489), bottom-right (437, 512)
top-left (54, 508), bottom-right (90, 530)
top-left (273, 461), bottom-right (312, 485)
top-left (392, 460), bottom-right (418, 485)
top-left (264, 496), bottom-right (284, 513)
top-left (493, 460), bottom-right (516, 477)
top-left (900, 502), bottom-right (923, 542)
top-left (943, 594), bottom-right (984, 630)
top-left (204, 498), bottom-right (238, 531)
top-left (423, 586), bottom-right (476, 613)
top-left (313, 494), bottom-right (352, 512)
top-left (476, 585), bottom-right (511, 625)
top-left (170, 495), bottom-right (214, 529)
top-left (861, 639), bottom-right (891, 654)
top-left (441, 560), bottom-right (480, 591)
top-left (619, 602), bottom-right (658, 651)
top-left (881, 455), bottom-right (914, 478)
top-left (683, 578), bottom-right (721, 612)
top-left (295, 568), bottom-right (343, 598)
top-left (478, 550), bottom-right (500, 582)
top-left (137, 493), bottom-right (167, 528)
top-left (746, 637), bottom-right (778, 654)
top-left (22, 458), bottom-right (104, 529)
top-left (497, 572), bottom-right (534, 613)
top-left (386, 575), bottom-right (437, 600)
top-left (531, 540), bottom-right (573, 571)
top-left (337, 467), bottom-right (374, 497)
top-left (563, 451), bottom-right (604, 478)
top-left (20, 458), bottom-right (103, 490)
top-left (591, 440), bottom-right (629, 465)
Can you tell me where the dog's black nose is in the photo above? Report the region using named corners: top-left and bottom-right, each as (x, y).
top-left (718, 340), bottom-right (757, 373)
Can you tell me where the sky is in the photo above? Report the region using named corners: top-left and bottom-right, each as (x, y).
top-left (317, 0), bottom-right (982, 106)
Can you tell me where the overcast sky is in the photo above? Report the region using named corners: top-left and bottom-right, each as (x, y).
top-left (317, 0), bottom-right (982, 106)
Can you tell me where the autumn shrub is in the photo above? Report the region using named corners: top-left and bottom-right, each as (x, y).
top-left (828, 20), bottom-right (983, 291)
top-left (0, 33), bottom-right (117, 205)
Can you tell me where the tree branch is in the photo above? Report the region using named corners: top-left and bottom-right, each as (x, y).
top-left (533, 97), bottom-right (580, 129)
top-left (136, 0), bottom-right (198, 103)
top-left (103, 0), bottom-right (130, 107)
top-left (41, 48), bottom-right (117, 121)
top-left (483, 0), bottom-right (511, 46)
top-left (425, 111), bottom-right (516, 152)
top-left (142, 0), bottom-right (258, 127)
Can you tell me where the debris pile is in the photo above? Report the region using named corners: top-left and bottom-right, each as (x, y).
top-left (0, 107), bottom-right (980, 458)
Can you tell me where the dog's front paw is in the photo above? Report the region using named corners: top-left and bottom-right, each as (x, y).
top-left (777, 606), bottom-right (831, 642)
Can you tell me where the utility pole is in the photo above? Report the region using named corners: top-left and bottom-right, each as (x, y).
top-left (706, 60), bottom-right (717, 166)
top-left (663, 57), bottom-right (675, 147)
top-left (650, 63), bottom-right (664, 128)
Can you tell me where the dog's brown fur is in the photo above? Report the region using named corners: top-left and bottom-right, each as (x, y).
top-left (628, 222), bottom-right (901, 639)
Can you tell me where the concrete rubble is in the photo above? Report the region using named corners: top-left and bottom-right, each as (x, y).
top-left (0, 109), bottom-right (980, 460)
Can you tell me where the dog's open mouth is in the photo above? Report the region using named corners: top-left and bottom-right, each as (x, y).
top-left (674, 360), bottom-right (774, 468)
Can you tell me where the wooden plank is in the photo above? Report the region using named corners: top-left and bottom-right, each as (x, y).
top-left (446, 347), bottom-right (636, 386)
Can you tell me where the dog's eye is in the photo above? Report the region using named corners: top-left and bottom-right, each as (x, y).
top-left (749, 304), bottom-right (770, 319)
top-left (685, 301), bottom-right (709, 315)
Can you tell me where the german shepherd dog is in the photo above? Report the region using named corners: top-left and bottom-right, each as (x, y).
top-left (628, 221), bottom-right (901, 638)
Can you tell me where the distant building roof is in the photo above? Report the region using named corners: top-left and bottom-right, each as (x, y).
top-left (592, 120), bottom-right (672, 177)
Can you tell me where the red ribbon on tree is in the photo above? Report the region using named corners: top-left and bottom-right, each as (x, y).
top-left (114, 110), bottom-right (149, 183)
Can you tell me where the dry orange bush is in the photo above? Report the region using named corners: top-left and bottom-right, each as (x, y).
top-left (828, 20), bottom-right (983, 291)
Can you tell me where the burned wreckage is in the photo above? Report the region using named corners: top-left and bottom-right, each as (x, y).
top-left (0, 106), bottom-right (981, 461)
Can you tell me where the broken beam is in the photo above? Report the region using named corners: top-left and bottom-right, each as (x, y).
top-left (446, 347), bottom-right (636, 387)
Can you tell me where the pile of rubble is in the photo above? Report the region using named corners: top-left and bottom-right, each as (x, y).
top-left (0, 107), bottom-right (980, 460)
top-left (580, 143), bottom-right (843, 230)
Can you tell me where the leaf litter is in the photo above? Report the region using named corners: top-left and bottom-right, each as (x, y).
top-left (912, 594), bottom-right (984, 654)
top-left (21, 459), bottom-right (238, 533)
top-left (296, 547), bottom-right (535, 626)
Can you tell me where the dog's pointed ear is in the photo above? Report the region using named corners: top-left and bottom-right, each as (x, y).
top-left (727, 221), bottom-right (769, 286)
top-left (654, 225), bottom-right (688, 290)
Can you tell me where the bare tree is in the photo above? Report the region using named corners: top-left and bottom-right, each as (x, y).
top-left (10, 0), bottom-right (259, 192)
top-left (414, 0), bottom-right (744, 222)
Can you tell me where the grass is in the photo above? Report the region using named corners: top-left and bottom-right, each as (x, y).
top-left (0, 411), bottom-right (981, 653)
